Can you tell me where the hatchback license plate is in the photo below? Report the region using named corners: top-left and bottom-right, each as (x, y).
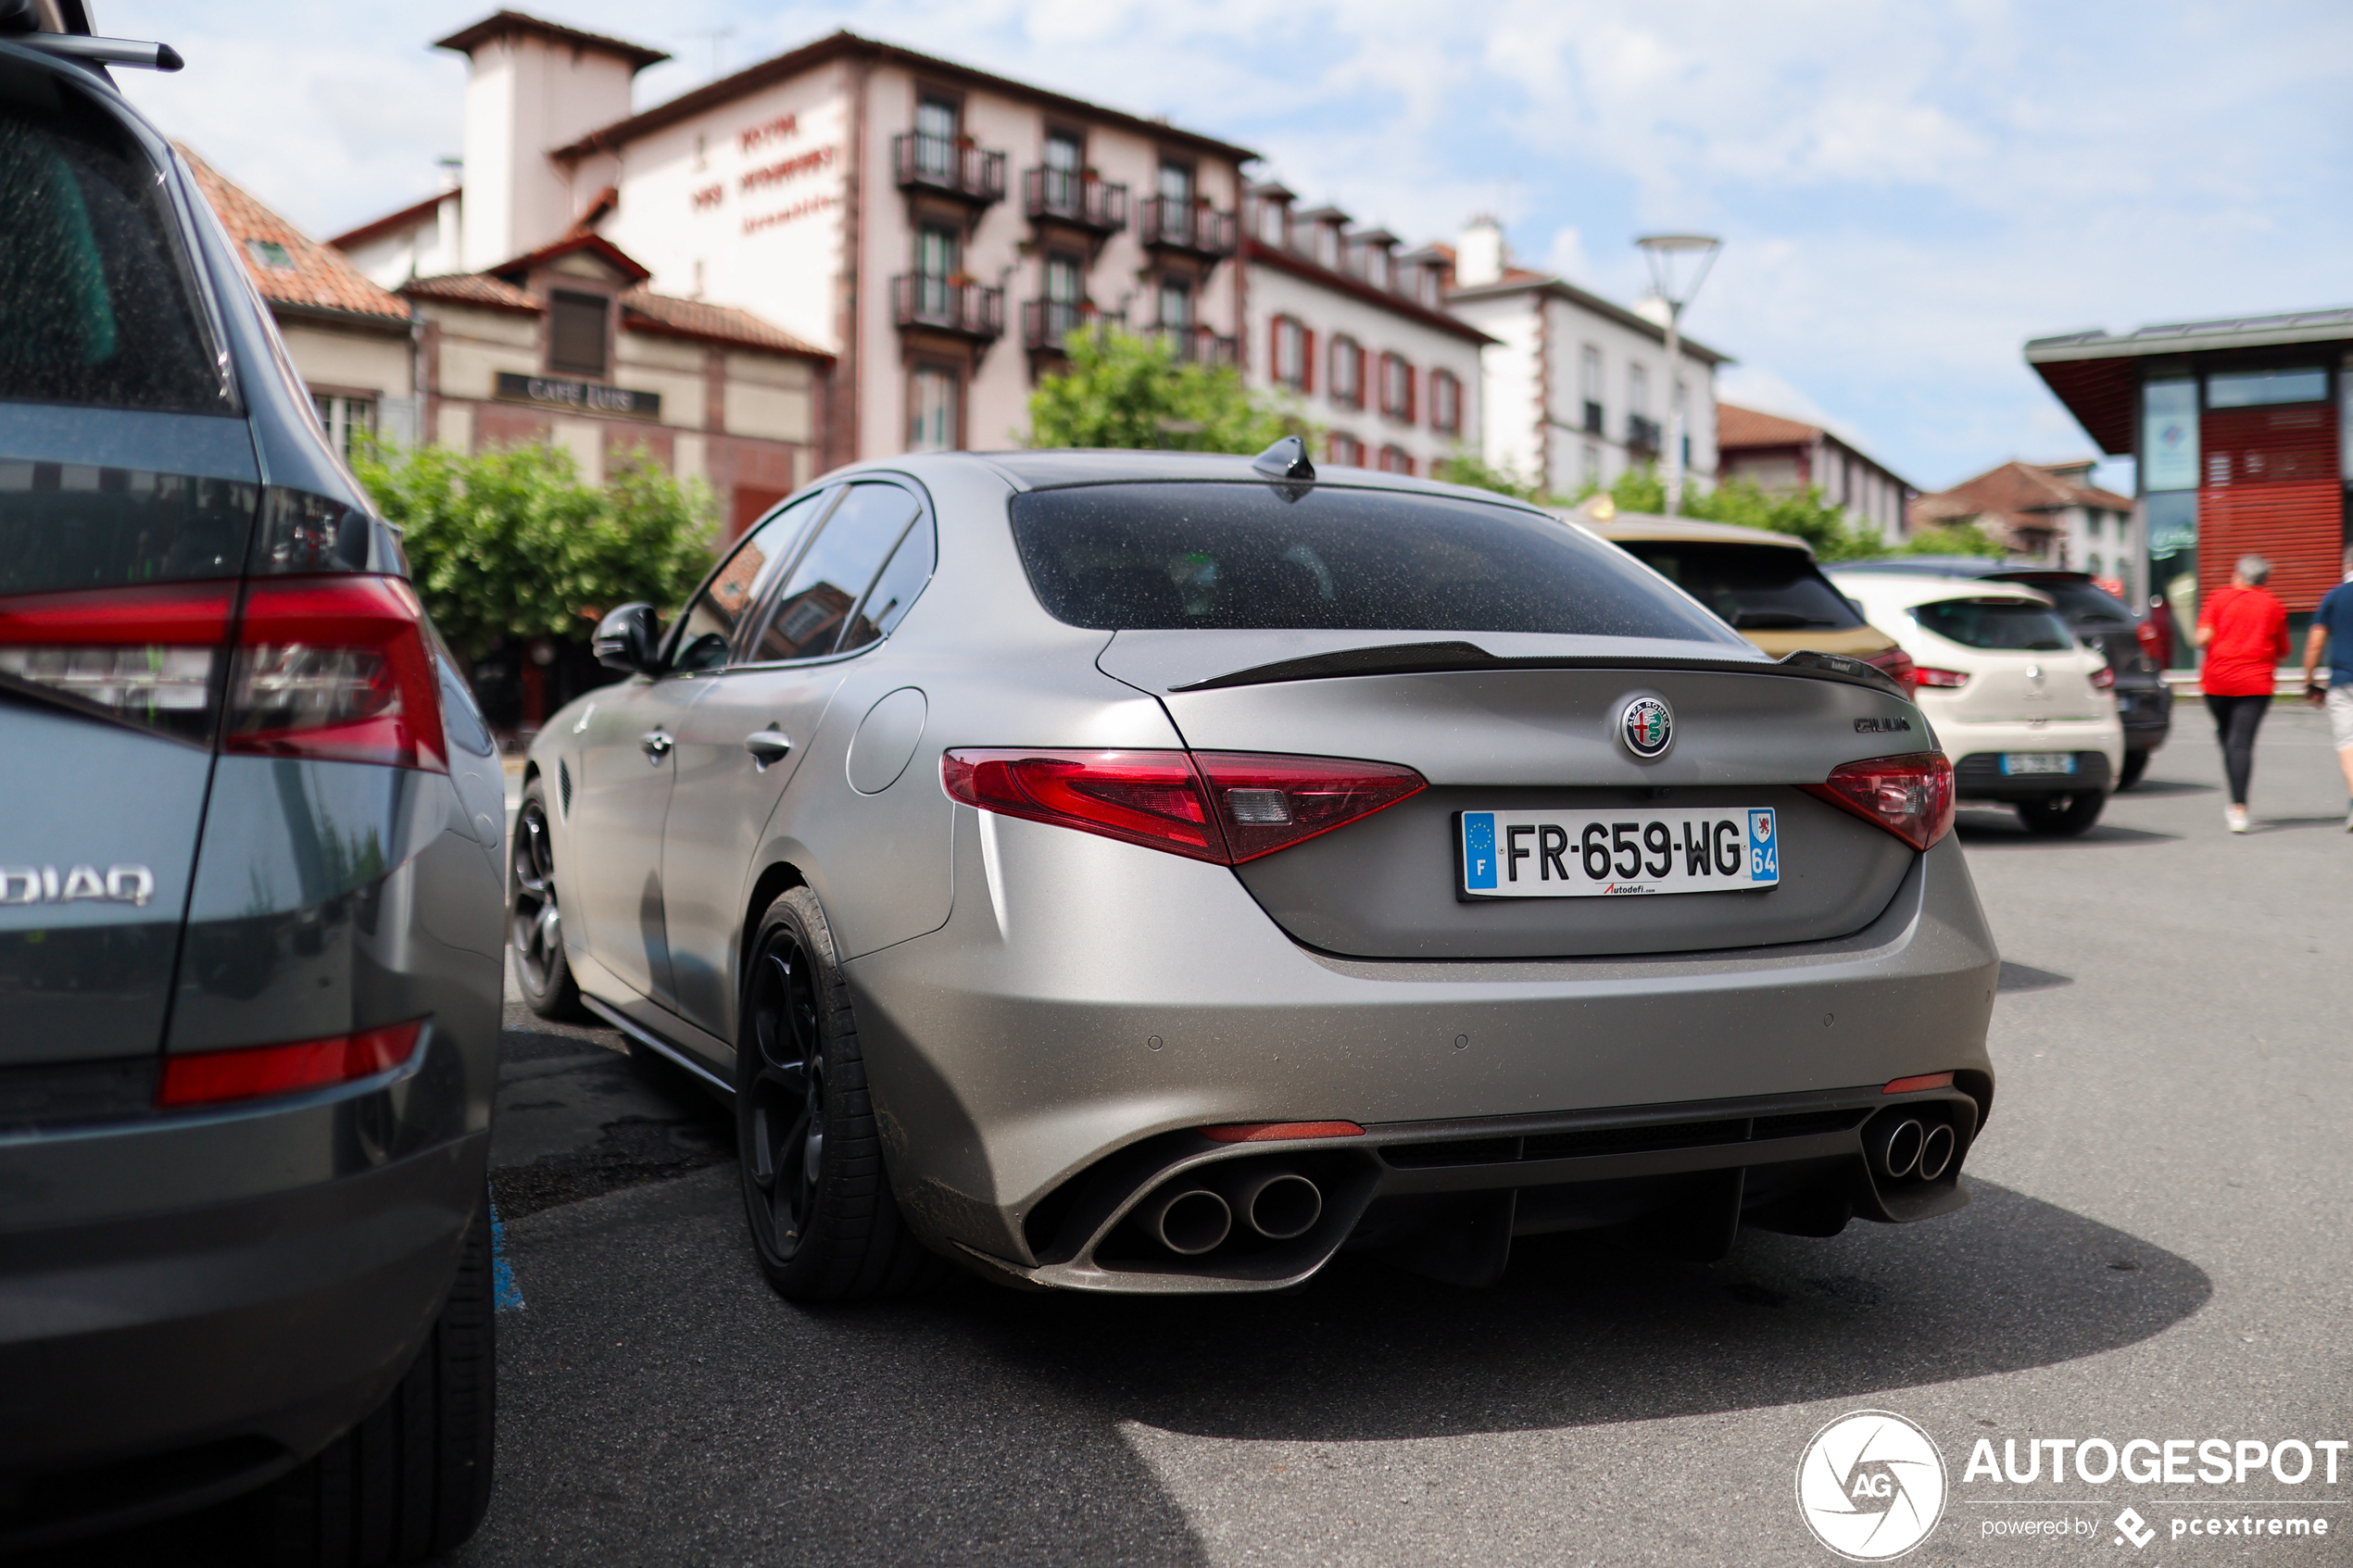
top-left (2000, 752), bottom-right (2076, 776)
top-left (1460, 809), bottom-right (1780, 898)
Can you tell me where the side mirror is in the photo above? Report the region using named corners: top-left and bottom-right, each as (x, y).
top-left (592, 603), bottom-right (661, 673)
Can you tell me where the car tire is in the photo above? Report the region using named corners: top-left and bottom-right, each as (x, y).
top-left (510, 778), bottom-right (589, 1022)
top-left (2117, 749), bottom-right (2150, 790)
top-left (736, 886), bottom-right (944, 1303)
top-left (252, 1186), bottom-right (497, 1566)
top-left (2016, 790), bottom-right (2107, 836)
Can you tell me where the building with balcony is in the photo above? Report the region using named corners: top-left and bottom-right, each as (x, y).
top-left (1240, 185), bottom-right (1491, 475)
top-left (1716, 403), bottom-right (1917, 544)
top-left (2027, 307), bottom-right (2353, 633)
top-left (1443, 219), bottom-right (1729, 498)
top-left (336, 11), bottom-right (1252, 484)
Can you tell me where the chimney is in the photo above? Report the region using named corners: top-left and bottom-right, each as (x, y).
top-left (1455, 216), bottom-right (1505, 287)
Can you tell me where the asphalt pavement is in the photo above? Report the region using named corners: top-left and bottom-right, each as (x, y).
top-left (66, 705), bottom-right (2353, 1565)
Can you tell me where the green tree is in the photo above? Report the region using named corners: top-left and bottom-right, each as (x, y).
top-left (1571, 467), bottom-right (1898, 562)
top-left (1432, 450), bottom-right (1550, 502)
top-left (1027, 325), bottom-right (1311, 452)
top-left (1892, 520), bottom-right (2008, 558)
top-left (353, 440), bottom-right (716, 663)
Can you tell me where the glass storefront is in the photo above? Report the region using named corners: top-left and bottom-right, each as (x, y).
top-left (2140, 377), bottom-right (2199, 664)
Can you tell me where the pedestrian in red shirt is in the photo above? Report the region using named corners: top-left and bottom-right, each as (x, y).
top-left (2195, 554), bottom-right (2291, 832)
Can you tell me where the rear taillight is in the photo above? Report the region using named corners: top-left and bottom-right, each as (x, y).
top-left (157, 1018), bottom-right (424, 1107)
top-left (0, 583), bottom-right (233, 743)
top-left (2091, 664), bottom-right (2115, 691)
top-left (940, 748), bottom-right (1427, 864)
top-left (1860, 646), bottom-right (1917, 695)
top-left (2134, 619), bottom-right (2169, 667)
top-left (1802, 751), bottom-right (1955, 851)
top-left (227, 576), bottom-right (446, 771)
top-left (1914, 667), bottom-right (1969, 689)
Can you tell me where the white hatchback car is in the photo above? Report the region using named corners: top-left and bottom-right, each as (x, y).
top-left (1830, 572), bottom-right (2122, 836)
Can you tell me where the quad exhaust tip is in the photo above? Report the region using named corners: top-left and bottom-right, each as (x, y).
top-left (1873, 1118), bottom-right (1926, 1181)
top-left (1228, 1170), bottom-right (1323, 1240)
top-left (1918, 1123), bottom-right (1956, 1183)
top-left (1142, 1186), bottom-right (1231, 1255)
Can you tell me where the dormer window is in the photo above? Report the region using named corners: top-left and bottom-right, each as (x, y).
top-left (548, 289), bottom-right (610, 376)
top-left (245, 239), bottom-right (295, 271)
top-left (1365, 246), bottom-right (1388, 289)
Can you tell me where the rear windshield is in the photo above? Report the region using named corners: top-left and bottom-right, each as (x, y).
top-left (1612, 540), bottom-right (1864, 631)
top-left (1999, 577), bottom-right (2133, 622)
top-left (1008, 483), bottom-right (1739, 643)
top-left (0, 74), bottom-right (229, 414)
top-left (1913, 598), bottom-right (2074, 651)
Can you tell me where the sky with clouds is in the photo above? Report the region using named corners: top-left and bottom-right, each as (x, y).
top-left (106, 0), bottom-right (2352, 493)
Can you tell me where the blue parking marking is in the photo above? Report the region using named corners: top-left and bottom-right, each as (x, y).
top-left (1463, 813), bottom-right (1497, 890)
top-left (490, 1200), bottom-right (525, 1312)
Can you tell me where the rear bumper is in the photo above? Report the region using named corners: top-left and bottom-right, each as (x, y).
top-left (1936, 715), bottom-right (2124, 796)
top-left (2115, 681), bottom-right (2173, 750)
top-left (846, 809), bottom-right (1998, 1286)
top-left (0, 1039), bottom-right (489, 1547)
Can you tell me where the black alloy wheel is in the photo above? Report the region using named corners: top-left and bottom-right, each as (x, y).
top-left (2016, 790), bottom-right (2107, 836)
top-left (743, 925), bottom-right (826, 1261)
top-left (735, 887), bottom-right (944, 1302)
top-left (509, 783), bottom-right (585, 1019)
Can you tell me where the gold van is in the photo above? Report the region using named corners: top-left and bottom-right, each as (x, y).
top-left (1566, 502), bottom-right (1914, 684)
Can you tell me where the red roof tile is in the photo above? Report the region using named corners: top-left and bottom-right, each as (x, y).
top-left (1716, 402), bottom-right (1819, 448)
top-left (401, 272), bottom-right (544, 314)
top-left (619, 290), bottom-right (831, 359)
top-left (177, 145), bottom-right (409, 325)
top-left (1910, 460), bottom-right (2133, 534)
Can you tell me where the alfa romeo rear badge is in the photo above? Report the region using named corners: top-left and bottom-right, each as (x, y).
top-left (1619, 696), bottom-right (1673, 759)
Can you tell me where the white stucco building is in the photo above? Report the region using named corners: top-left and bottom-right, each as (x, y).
top-left (1239, 184), bottom-right (1491, 475)
top-left (337, 12), bottom-right (1253, 473)
top-left (1444, 219), bottom-right (1729, 498)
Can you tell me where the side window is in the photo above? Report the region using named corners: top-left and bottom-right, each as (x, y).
top-left (670, 490), bottom-right (833, 671)
top-left (837, 510), bottom-right (937, 654)
top-left (747, 483), bottom-right (923, 663)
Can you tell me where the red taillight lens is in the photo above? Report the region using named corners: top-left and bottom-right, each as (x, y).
top-left (1802, 751), bottom-right (1955, 851)
top-left (157, 1019), bottom-right (425, 1107)
top-left (1192, 752), bottom-right (1427, 862)
top-left (1913, 667), bottom-right (1969, 689)
top-left (227, 576), bottom-right (446, 771)
top-left (2134, 619), bottom-right (2169, 667)
top-left (0, 583), bottom-right (233, 742)
top-left (2091, 664), bottom-right (2115, 691)
top-left (941, 748), bottom-right (1223, 860)
top-left (939, 748), bottom-right (1428, 864)
top-left (1861, 646), bottom-right (1917, 695)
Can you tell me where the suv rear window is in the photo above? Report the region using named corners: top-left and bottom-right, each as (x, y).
top-left (0, 73), bottom-right (229, 414)
top-left (1009, 483), bottom-right (1738, 643)
top-left (1612, 540), bottom-right (1864, 631)
top-left (1913, 598), bottom-right (2074, 651)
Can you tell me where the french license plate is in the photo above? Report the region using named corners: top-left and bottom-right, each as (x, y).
top-left (1460, 809), bottom-right (1780, 898)
top-left (2000, 752), bottom-right (2076, 776)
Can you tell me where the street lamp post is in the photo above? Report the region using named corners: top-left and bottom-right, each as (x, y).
top-left (1635, 233), bottom-right (1722, 514)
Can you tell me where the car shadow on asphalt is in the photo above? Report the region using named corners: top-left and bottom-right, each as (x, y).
top-left (2110, 778), bottom-right (2216, 797)
top-left (927, 1176), bottom-right (2209, 1447)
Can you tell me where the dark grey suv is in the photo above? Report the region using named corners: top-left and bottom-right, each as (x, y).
top-left (1837, 558), bottom-right (2171, 787)
top-left (1, 17), bottom-right (504, 1560)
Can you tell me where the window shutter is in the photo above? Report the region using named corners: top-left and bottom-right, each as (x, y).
top-left (1302, 328), bottom-right (1315, 394)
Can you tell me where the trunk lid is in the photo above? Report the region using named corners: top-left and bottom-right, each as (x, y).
top-left (1100, 631), bottom-right (1922, 960)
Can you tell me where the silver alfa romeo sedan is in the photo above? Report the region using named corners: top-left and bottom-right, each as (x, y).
top-left (522, 441), bottom-right (1997, 1299)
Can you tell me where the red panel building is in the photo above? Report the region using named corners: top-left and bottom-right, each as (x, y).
top-left (2025, 309), bottom-right (2352, 644)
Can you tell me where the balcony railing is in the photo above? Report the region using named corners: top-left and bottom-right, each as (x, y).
top-left (1137, 197), bottom-right (1237, 259)
top-left (894, 274), bottom-right (1005, 343)
top-left (1023, 169), bottom-right (1127, 235)
top-left (1626, 413), bottom-right (1663, 452)
top-left (1023, 297), bottom-right (1117, 353)
top-left (892, 132), bottom-right (1006, 207)
top-left (1150, 324), bottom-right (1238, 367)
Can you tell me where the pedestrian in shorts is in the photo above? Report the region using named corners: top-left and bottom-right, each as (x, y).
top-left (2302, 545), bottom-right (2353, 832)
top-left (2195, 554), bottom-right (2291, 834)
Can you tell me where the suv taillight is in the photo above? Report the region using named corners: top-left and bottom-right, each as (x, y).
top-left (0, 575), bottom-right (445, 771)
top-left (1860, 646), bottom-right (1917, 695)
top-left (1803, 751), bottom-right (1955, 851)
top-left (227, 576), bottom-right (446, 771)
top-left (941, 749), bottom-right (1427, 863)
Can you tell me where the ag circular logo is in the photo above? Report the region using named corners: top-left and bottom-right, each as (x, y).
top-left (1796, 1410), bottom-right (1946, 1561)
top-left (1619, 696), bottom-right (1673, 759)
